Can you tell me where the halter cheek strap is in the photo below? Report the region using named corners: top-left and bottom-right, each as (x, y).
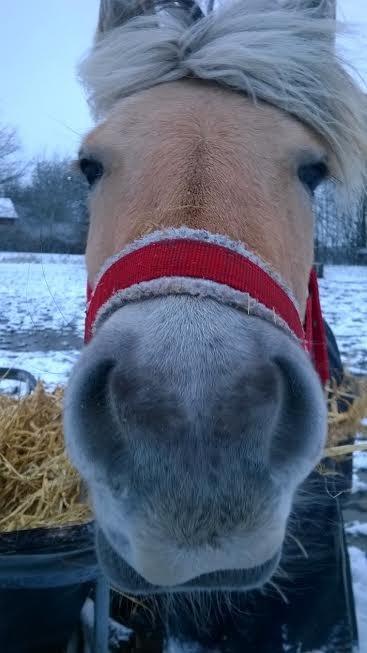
top-left (85, 233), bottom-right (329, 385)
top-left (305, 267), bottom-right (329, 385)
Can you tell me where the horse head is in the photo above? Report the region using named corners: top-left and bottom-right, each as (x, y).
top-left (64, 0), bottom-right (367, 593)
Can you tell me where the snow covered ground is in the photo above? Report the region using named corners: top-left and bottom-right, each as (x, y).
top-left (0, 253), bottom-right (366, 650)
top-left (0, 252), bottom-right (85, 387)
top-left (318, 265), bottom-right (367, 375)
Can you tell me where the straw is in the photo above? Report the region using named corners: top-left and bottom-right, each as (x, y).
top-left (325, 375), bottom-right (367, 450)
top-left (0, 384), bottom-right (91, 533)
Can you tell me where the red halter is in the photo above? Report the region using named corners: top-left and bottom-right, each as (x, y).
top-left (85, 238), bottom-right (329, 385)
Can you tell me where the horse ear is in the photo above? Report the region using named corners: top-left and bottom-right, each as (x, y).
top-left (97, 0), bottom-right (204, 37)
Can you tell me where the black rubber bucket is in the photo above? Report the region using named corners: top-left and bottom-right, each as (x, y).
top-left (0, 521), bottom-right (99, 653)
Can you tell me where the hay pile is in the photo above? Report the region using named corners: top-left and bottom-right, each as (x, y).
top-left (0, 376), bottom-right (366, 534)
top-left (0, 384), bottom-right (91, 533)
top-left (324, 375), bottom-right (367, 457)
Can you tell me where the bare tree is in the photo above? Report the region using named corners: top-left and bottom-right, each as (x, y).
top-left (19, 157), bottom-right (89, 225)
top-left (0, 125), bottom-right (24, 189)
top-left (314, 181), bottom-right (365, 263)
top-left (2, 155), bottom-right (89, 252)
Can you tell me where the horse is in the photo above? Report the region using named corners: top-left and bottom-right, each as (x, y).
top-left (63, 1), bottom-right (367, 650)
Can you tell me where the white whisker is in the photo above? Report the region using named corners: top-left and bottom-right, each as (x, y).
top-left (268, 580), bottom-right (290, 605)
top-left (287, 532), bottom-right (309, 559)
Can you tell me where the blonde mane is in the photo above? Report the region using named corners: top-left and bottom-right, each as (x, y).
top-left (79, 0), bottom-right (367, 197)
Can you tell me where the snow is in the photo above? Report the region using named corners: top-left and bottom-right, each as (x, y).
top-left (354, 450), bottom-right (367, 472)
top-left (164, 640), bottom-right (219, 653)
top-left (80, 597), bottom-right (132, 653)
top-left (318, 265), bottom-right (367, 375)
top-left (346, 521), bottom-right (367, 537)
top-left (352, 473), bottom-right (367, 494)
top-left (0, 349), bottom-right (79, 388)
top-left (349, 547), bottom-right (367, 647)
top-left (0, 197), bottom-right (18, 219)
top-left (352, 446), bottom-right (367, 493)
top-left (0, 253), bottom-right (86, 335)
top-left (0, 251), bottom-right (84, 263)
top-left (0, 252), bottom-right (85, 389)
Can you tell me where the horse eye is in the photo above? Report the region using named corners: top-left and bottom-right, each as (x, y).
top-left (79, 158), bottom-right (104, 188)
top-left (298, 160), bottom-right (329, 195)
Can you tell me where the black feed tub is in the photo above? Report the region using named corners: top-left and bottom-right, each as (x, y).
top-left (0, 368), bottom-right (110, 652)
top-left (0, 367), bottom-right (37, 396)
top-left (0, 522), bottom-right (103, 653)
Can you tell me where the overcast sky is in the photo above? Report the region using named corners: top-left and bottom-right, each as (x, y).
top-left (0, 0), bottom-right (366, 160)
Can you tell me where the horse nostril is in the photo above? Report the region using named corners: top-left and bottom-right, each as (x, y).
top-left (107, 362), bottom-right (184, 436)
top-left (68, 358), bottom-right (117, 441)
top-left (81, 359), bottom-right (115, 410)
top-left (63, 357), bottom-right (118, 472)
top-left (273, 355), bottom-right (302, 395)
top-left (270, 354), bottom-right (326, 473)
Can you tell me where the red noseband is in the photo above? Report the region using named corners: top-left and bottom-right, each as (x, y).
top-left (85, 237), bottom-right (329, 385)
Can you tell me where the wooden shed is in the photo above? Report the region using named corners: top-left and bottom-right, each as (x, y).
top-left (0, 198), bottom-right (18, 227)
